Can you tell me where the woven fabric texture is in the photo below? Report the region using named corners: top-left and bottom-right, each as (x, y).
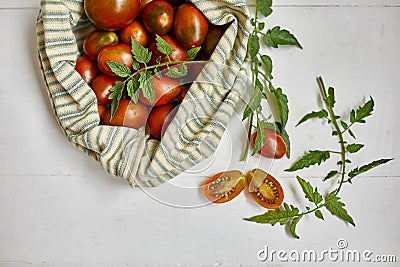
top-left (36, 0), bottom-right (250, 186)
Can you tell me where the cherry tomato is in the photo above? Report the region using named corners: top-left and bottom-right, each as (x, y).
top-left (142, 0), bottom-right (174, 35)
top-left (246, 169), bottom-right (284, 209)
top-left (83, 30), bottom-right (119, 60)
top-left (119, 21), bottom-right (152, 47)
top-left (203, 170), bottom-right (246, 203)
top-left (75, 55), bottom-right (99, 85)
top-left (201, 25), bottom-right (227, 58)
top-left (98, 104), bottom-right (107, 118)
top-left (101, 99), bottom-right (148, 129)
top-left (147, 103), bottom-right (177, 140)
top-left (148, 34), bottom-right (187, 66)
top-left (173, 3), bottom-right (209, 48)
top-left (139, 0), bottom-right (154, 16)
top-left (91, 74), bottom-right (123, 105)
top-left (139, 76), bottom-right (181, 106)
top-left (97, 43), bottom-right (133, 77)
top-left (250, 129), bottom-right (287, 159)
top-left (179, 83), bottom-right (190, 102)
top-left (84, 0), bottom-right (140, 30)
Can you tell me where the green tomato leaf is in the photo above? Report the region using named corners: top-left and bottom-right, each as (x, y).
top-left (289, 216), bottom-right (302, 239)
top-left (165, 64), bottom-right (188, 78)
top-left (132, 61), bottom-right (140, 71)
top-left (348, 158), bottom-right (394, 179)
top-left (106, 61), bottom-right (131, 78)
top-left (139, 72), bottom-right (154, 103)
top-left (252, 118), bottom-right (266, 155)
top-left (296, 176), bottom-right (323, 205)
top-left (131, 37), bottom-right (152, 64)
top-left (244, 203), bottom-right (300, 225)
top-left (186, 47), bottom-right (201, 60)
top-left (155, 34), bottom-right (174, 56)
top-left (243, 88), bottom-right (263, 120)
top-left (324, 170), bottom-right (339, 181)
top-left (260, 55), bottom-right (273, 79)
top-left (257, 0), bottom-right (273, 17)
top-left (325, 194), bottom-right (355, 226)
top-left (108, 81), bottom-right (125, 119)
top-left (296, 109), bottom-right (328, 126)
top-left (279, 127), bottom-right (291, 158)
top-left (263, 26), bottom-right (302, 49)
top-left (272, 87), bottom-right (289, 129)
top-left (350, 97), bottom-right (374, 124)
top-left (248, 34), bottom-right (260, 61)
top-left (325, 87), bottom-right (336, 108)
top-left (315, 210), bottom-right (324, 220)
top-left (346, 143), bottom-right (364, 153)
top-left (285, 150), bottom-right (330, 172)
top-left (127, 78), bottom-right (139, 104)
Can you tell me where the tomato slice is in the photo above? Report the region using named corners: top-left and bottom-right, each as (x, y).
top-left (246, 169), bottom-right (284, 209)
top-left (203, 170), bottom-right (246, 204)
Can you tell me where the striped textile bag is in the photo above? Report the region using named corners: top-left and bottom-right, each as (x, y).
top-left (36, 0), bottom-right (250, 186)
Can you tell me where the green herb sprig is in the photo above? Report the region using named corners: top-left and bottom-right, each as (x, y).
top-left (107, 35), bottom-right (201, 118)
top-left (242, 0), bottom-right (302, 160)
top-left (245, 77), bottom-right (393, 239)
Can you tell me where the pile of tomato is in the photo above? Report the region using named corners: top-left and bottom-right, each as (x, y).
top-left (75, 0), bottom-right (226, 140)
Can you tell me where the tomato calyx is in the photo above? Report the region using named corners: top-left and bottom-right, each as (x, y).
top-left (203, 170), bottom-right (246, 204)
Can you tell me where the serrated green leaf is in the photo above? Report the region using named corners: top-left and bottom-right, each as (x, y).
top-left (243, 88), bottom-right (263, 120)
top-left (127, 78), bottom-right (139, 104)
top-left (248, 34), bottom-right (260, 60)
top-left (348, 128), bottom-right (356, 139)
top-left (139, 72), bottom-right (154, 103)
top-left (252, 118), bottom-right (266, 155)
top-left (290, 216), bottom-right (302, 239)
top-left (296, 176), bottom-right (323, 205)
top-left (349, 97), bottom-right (374, 124)
top-left (285, 150), bottom-right (330, 172)
top-left (257, 0), bottom-right (273, 17)
top-left (155, 34), bottom-right (174, 56)
top-left (186, 47), bottom-right (201, 60)
top-left (346, 143), bottom-right (364, 153)
top-left (272, 87), bottom-right (289, 129)
top-left (260, 55), bottom-right (273, 79)
top-left (341, 120), bottom-right (349, 130)
top-left (325, 194), bottom-right (355, 226)
top-left (263, 26), bottom-right (302, 49)
top-left (166, 64), bottom-right (188, 78)
top-left (132, 61), bottom-right (140, 71)
top-left (326, 87), bottom-right (335, 108)
top-left (324, 170), bottom-right (339, 181)
top-left (108, 81), bottom-right (125, 119)
top-left (315, 210), bottom-right (324, 220)
top-left (348, 158), bottom-right (394, 179)
top-left (244, 204), bottom-right (300, 225)
top-left (296, 109), bottom-right (328, 126)
top-left (106, 61), bottom-right (131, 78)
top-left (131, 37), bottom-right (152, 64)
top-left (279, 127), bottom-right (291, 158)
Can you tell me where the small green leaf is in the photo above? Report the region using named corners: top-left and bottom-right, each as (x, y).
top-left (257, 0), bottom-right (273, 17)
top-left (263, 26), bottom-right (302, 49)
top-left (139, 72), bottom-right (154, 103)
top-left (289, 216), bottom-right (302, 239)
top-left (279, 127), bottom-right (291, 158)
top-left (348, 158), bottom-right (394, 179)
top-left (252, 118), bottom-right (266, 155)
top-left (258, 22), bottom-right (265, 31)
top-left (340, 120), bottom-right (349, 130)
top-left (186, 46), bottom-right (201, 60)
top-left (108, 81), bottom-right (125, 119)
top-left (286, 150), bottom-right (330, 172)
top-left (296, 176), bottom-right (323, 205)
top-left (326, 87), bottom-right (336, 108)
top-left (325, 194), bottom-right (355, 226)
top-left (315, 210), bottom-right (324, 220)
top-left (350, 97), bottom-right (374, 124)
top-left (346, 143), bottom-right (364, 153)
top-left (131, 37), bottom-right (152, 64)
top-left (348, 128), bottom-right (356, 139)
top-left (155, 34), bottom-right (174, 56)
top-left (154, 67), bottom-right (162, 79)
top-left (272, 87), bottom-right (289, 129)
top-left (248, 34), bottom-right (260, 60)
top-left (244, 203), bottom-right (300, 225)
top-left (324, 170), bottom-right (339, 181)
top-left (106, 61), bottom-right (131, 78)
top-left (243, 88), bottom-right (263, 120)
top-left (260, 55), bottom-right (273, 79)
top-left (166, 64), bottom-right (188, 78)
top-left (296, 109), bottom-right (328, 126)
top-left (127, 78), bottom-right (139, 104)
top-left (132, 61), bottom-right (140, 71)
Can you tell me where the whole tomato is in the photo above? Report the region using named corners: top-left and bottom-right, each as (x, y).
top-left (91, 74), bottom-right (124, 105)
top-left (139, 0), bottom-right (154, 16)
top-left (83, 30), bottom-right (119, 60)
top-left (84, 0), bottom-right (140, 30)
top-left (173, 3), bottom-right (209, 48)
top-left (201, 25), bottom-right (227, 58)
top-left (97, 43), bottom-right (133, 77)
top-left (147, 103), bottom-right (177, 140)
top-left (148, 34), bottom-right (187, 66)
top-left (139, 76), bottom-right (181, 106)
top-left (142, 0), bottom-right (174, 35)
top-left (119, 21), bottom-right (152, 47)
top-left (250, 129), bottom-right (287, 159)
top-left (101, 99), bottom-right (148, 129)
top-left (98, 104), bottom-right (107, 118)
top-left (75, 55), bottom-right (99, 85)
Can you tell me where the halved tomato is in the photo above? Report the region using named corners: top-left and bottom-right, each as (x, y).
top-left (203, 170), bottom-right (246, 204)
top-left (246, 169), bottom-right (284, 209)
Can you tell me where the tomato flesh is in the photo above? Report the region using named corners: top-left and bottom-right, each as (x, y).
top-left (246, 169), bottom-right (284, 209)
top-left (203, 170), bottom-right (246, 204)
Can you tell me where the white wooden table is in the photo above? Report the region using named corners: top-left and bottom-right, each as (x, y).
top-left (1, 0), bottom-right (399, 266)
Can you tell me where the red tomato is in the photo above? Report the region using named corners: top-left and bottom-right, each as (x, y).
top-left (148, 34), bottom-right (187, 66)
top-left (75, 55), bottom-right (99, 85)
top-left (173, 3), bottom-right (209, 48)
top-left (246, 169), bottom-right (284, 209)
top-left (179, 83), bottom-right (190, 102)
top-left (201, 25), bottom-right (227, 58)
top-left (101, 99), bottom-right (148, 129)
top-left (98, 104), bottom-right (107, 119)
top-left (83, 30), bottom-right (119, 60)
top-left (250, 129), bottom-right (287, 159)
top-left (142, 0), bottom-right (174, 35)
top-left (139, 76), bottom-right (181, 106)
top-left (147, 103), bottom-right (177, 140)
top-left (97, 43), bottom-right (133, 77)
top-left (203, 170), bottom-right (246, 203)
top-left (91, 74), bottom-right (124, 105)
top-left (84, 0), bottom-right (140, 30)
top-left (119, 21), bottom-right (152, 47)
top-left (139, 0), bottom-right (154, 16)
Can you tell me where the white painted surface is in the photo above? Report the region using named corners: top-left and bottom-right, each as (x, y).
top-left (0, 2), bottom-right (399, 267)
